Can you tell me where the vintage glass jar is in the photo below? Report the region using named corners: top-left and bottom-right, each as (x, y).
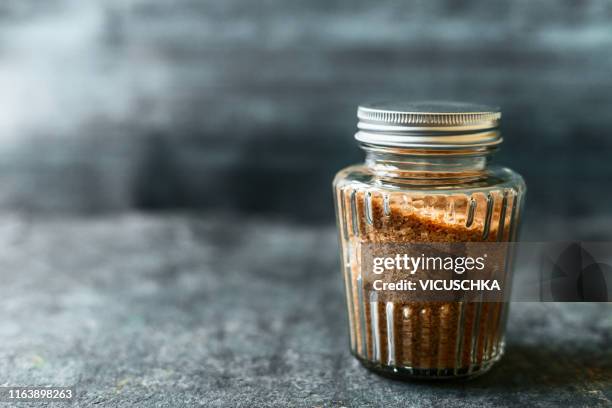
top-left (333, 102), bottom-right (526, 379)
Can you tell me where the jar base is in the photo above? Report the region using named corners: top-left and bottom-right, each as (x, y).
top-left (353, 346), bottom-right (504, 381)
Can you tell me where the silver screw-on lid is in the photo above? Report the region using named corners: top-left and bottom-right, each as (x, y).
top-left (356, 101), bottom-right (502, 149)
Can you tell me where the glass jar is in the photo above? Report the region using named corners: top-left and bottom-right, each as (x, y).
top-left (333, 102), bottom-right (526, 380)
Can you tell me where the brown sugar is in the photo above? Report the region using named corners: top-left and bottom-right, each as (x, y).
top-left (334, 101), bottom-right (525, 379)
top-left (336, 187), bottom-right (519, 378)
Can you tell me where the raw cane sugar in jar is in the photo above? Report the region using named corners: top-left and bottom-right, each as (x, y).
top-left (333, 101), bottom-right (526, 380)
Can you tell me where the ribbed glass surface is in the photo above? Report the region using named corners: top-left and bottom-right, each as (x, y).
top-left (333, 170), bottom-right (525, 379)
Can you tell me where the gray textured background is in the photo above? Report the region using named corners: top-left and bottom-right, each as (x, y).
top-left (0, 215), bottom-right (610, 407)
top-left (0, 0), bottom-right (610, 224)
top-left (0, 1), bottom-right (612, 407)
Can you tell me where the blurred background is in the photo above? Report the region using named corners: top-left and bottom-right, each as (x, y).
top-left (0, 2), bottom-right (611, 405)
top-left (0, 0), bottom-right (611, 235)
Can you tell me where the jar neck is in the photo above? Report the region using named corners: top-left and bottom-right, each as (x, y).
top-left (362, 144), bottom-right (494, 181)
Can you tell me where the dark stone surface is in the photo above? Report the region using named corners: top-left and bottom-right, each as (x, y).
top-left (0, 213), bottom-right (610, 407)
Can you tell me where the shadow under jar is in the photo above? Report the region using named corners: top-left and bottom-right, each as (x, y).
top-left (333, 102), bottom-right (526, 380)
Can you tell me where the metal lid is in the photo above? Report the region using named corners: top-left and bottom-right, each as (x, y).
top-left (356, 101), bottom-right (502, 149)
